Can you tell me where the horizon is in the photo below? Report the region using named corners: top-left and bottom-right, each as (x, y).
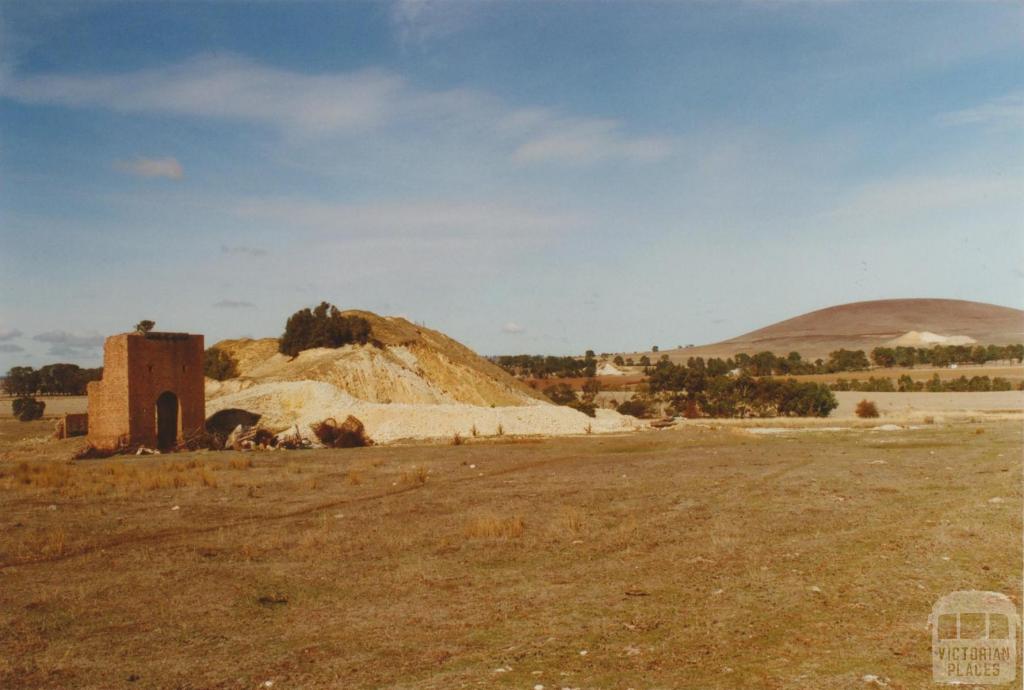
top-left (2, 2), bottom-right (1022, 368)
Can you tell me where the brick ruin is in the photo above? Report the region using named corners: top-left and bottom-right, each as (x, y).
top-left (56, 413), bottom-right (89, 439)
top-left (87, 332), bottom-right (205, 450)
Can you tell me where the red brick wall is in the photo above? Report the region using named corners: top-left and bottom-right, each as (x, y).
top-left (87, 336), bottom-right (131, 449)
top-left (87, 333), bottom-right (205, 450)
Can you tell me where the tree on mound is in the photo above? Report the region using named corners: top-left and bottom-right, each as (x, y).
top-left (203, 347), bottom-right (239, 380)
top-left (279, 302), bottom-right (372, 357)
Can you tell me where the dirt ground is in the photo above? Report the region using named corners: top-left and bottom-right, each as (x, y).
top-left (1, 415), bottom-right (1020, 689)
top-left (831, 390), bottom-right (1024, 420)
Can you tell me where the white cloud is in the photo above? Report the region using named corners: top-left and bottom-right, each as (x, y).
top-left (501, 321), bottom-right (525, 334)
top-left (4, 53), bottom-right (405, 136)
top-left (116, 156), bottom-right (184, 179)
top-left (1, 53), bottom-right (672, 166)
top-left (0, 343), bottom-right (24, 353)
top-left (938, 91), bottom-right (1024, 130)
top-left (509, 114), bottom-right (673, 165)
top-left (213, 299), bottom-right (256, 309)
top-left (0, 327), bottom-right (22, 341)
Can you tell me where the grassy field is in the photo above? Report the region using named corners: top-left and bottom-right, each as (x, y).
top-left (0, 417), bottom-right (1020, 689)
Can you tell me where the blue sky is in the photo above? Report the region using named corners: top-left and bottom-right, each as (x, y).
top-left (1, 1), bottom-right (1022, 368)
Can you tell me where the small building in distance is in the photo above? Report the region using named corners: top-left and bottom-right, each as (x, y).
top-left (87, 331), bottom-right (205, 451)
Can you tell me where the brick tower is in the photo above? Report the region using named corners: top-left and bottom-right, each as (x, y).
top-left (87, 332), bottom-right (205, 451)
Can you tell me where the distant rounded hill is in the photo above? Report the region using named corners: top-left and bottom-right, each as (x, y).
top-left (659, 299), bottom-right (1024, 361)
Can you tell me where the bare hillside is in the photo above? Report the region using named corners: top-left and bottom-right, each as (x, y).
top-left (208, 312), bottom-right (548, 407)
top-left (648, 299), bottom-right (1024, 362)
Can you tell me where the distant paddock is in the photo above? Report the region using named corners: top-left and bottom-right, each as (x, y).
top-left (0, 396), bottom-right (87, 419)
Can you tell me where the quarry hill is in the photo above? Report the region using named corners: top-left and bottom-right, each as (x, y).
top-left (657, 299), bottom-right (1024, 361)
top-left (208, 311), bottom-right (547, 407)
top-left (205, 310), bottom-right (636, 443)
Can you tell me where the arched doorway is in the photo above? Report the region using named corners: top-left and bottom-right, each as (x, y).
top-left (155, 391), bottom-right (179, 450)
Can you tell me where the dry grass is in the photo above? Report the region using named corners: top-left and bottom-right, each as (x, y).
top-left (0, 456), bottom-right (242, 497)
top-left (229, 456), bottom-right (253, 470)
top-left (463, 513), bottom-right (525, 539)
top-left (561, 506), bottom-right (585, 535)
top-left (0, 418), bottom-right (1019, 689)
top-left (400, 465), bottom-right (429, 485)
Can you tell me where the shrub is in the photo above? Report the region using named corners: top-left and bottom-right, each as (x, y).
top-left (543, 382), bottom-right (576, 406)
top-left (12, 396), bottom-right (45, 422)
top-left (568, 400), bottom-right (597, 417)
top-left (203, 347), bottom-right (239, 381)
top-left (279, 302), bottom-right (372, 357)
top-left (617, 398), bottom-right (652, 418)
top-left (855, 399), bottom-right (879, 418)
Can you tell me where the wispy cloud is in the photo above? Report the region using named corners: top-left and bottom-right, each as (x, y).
top-left (213, 299), bottom-right (256, 309)
top-left (116, 156), bottom-right (184, 179)
top-left (2, 54), bottom-right (406, 136)
top-left (0, 343), bottom-right (24, 353)
top-left (506, 111), bottom-right (673, 165)
top-left (32, 330), bottom-right (104, 357)
top-left (1, 53), bottom-right (672, 166)
top-left (938, 91), bottom-right (1024, 130)
top-left (0, 328), bottom-right (22, 341)
top-left (501, 321), bottom-right (525, 334)
top-left (221, 244), bottom-right (268, 258)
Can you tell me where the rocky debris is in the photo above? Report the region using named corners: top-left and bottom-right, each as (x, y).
top-left (207, 380), bottom-right (641, 444)
top-left (223, 424), bottom-right (280, 451)
top-left (310, 416), bottom-right (372, 448)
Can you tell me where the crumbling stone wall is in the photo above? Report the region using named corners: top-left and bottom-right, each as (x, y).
top-left (87, 332), bottom-right (205, 450)
top-left (56, 413), bottom-right (89, 439)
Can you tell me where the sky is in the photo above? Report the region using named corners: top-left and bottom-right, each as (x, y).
top-left (0, 1), bottom-right (1022, 369)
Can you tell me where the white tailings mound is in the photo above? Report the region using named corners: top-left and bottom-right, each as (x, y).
top-left (207, 380), bottom-right (639, 444)
top-left (887, 331), bottom-right (976, 347)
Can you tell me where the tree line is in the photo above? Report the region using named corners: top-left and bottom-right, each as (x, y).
top-left (496, 350), bottom-right (597, 378)
top-left (831, 374), bottom-right (1018, 393)
top-left (2, 364), bottom-right (103, 397)
top-left (869, 343), bottom-right (1023, 368)
top-left (644, 358), bottom-right (837, 418)
top-left (499, 342), bottom-right (1023, 381)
